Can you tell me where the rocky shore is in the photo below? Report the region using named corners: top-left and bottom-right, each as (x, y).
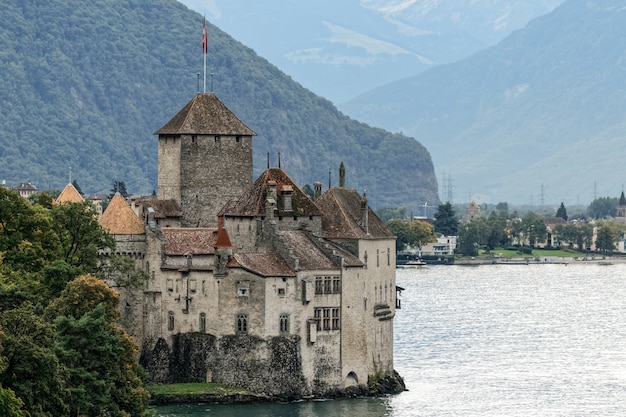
top-left (149, 370), bottom-right (406, 406)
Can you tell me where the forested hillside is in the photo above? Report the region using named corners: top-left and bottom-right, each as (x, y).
top-left (342, 1), bottom-right (626, 204)
top-left (0, 0), bottom-right (438, 212)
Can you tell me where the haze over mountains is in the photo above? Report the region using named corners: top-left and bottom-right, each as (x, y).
top-left (343, 1), bottom-right (626, 205)
top-left (0, 0), bottom-right (438, 213)
top-left (182, 0), bottom-right (563, 104)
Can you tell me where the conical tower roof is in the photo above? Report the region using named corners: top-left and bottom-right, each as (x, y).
top-left (99, 194), bottom-right (145, 235)
top-left (154, 93), bottom-right (256, 136)
top-left (55, 183), bottom-right (84, 204)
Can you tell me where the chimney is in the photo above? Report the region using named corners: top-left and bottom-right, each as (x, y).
top-left (265, 181), bottom-right (277, 219)
top-left (360, 190), bottom-right (369, 235)
top-left (282, 185), bottom-right (293, 212)
top-left (314, 182), bottom-right (322, 199)
top-left (339, 161), bottom-right (346, 187)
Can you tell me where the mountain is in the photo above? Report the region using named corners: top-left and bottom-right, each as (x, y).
top-left (0, 0), bottom-right (438, 213)
top-left (341, 0), bottom-right (626, 205)
top-left (180, 0), bottom-right (563, 103)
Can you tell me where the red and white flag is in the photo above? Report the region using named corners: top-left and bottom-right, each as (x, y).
top-left (202, 16), bottom-right (208, 55)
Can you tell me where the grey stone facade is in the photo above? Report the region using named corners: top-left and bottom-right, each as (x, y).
top-left (104, 93), bottom-right (404, 399)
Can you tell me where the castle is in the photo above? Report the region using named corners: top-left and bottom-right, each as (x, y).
top-left (93, 93), bottom-right (403, 398)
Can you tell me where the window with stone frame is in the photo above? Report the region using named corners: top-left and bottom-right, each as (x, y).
top-left (279, 314), bottom-right (289, 334)
top-left (314, 308), bottom-right (322, 331)
top-left (314, 307), bottom-right (336, 331)
top-left (168, 311), bottom-right (175, 331)
top-left (324, 276), bottom-right (332, 294)
top-left (315, 276), bottom-right (323, 294)
top-left (237, 313), bottom-right (248, 333)
top-left (332, 308), bottom-right (340, 330)
top-left (332, 276), bottom-right (341, 294)
top-left (199, 312), bottom-right (206, 333)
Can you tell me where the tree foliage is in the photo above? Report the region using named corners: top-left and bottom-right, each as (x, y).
top-left (386, 219), bottom-right (436, 252)
top-left (0, 0), bottom-right (438, 211)
top-left (433, 202), bottom-right (458, 236)
top-left (0, 192), bottom-right (151, 416)
top-left (556, 202), bottom-right (568, 221)
top-left (586, 197), bottom-right (618, 219)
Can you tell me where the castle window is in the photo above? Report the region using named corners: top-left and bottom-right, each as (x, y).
top-left (189, 279), bottom-right (197, 293)
top-left (191, 135), bottom-right (197, 143)
top-left (332, 308), bottom-right (340, 330)
top-left (315, 276), bottom-right (323, 294)
top-left (277, 287), bottom-right (285, 296)
top-left (166, 279), bottom-right (174, 292)
top-left (168, 311), bottom-right (175, 331)
top-left (314, 308), bottom-right (322, 331)
top-left (332, 276), bottom-right (341, 294)
top-left (202, 280), bottom-right (206, 295)
top-left (324, 276), bottom-right (332, 294)
top-left (199, 312), bottom-right (206, 333)
top-left (323, 308), bottom-right (330, 330)
top-left (236, 136), bottom-right (241, 143)
top-left (214, 135), bottom-right (220, 143)
top-left (237, 314), bottom-right (248, 333)
top-left (279, 314), bottom-right (289, 334)
top-left (387, 248), bottom-right (390, 266)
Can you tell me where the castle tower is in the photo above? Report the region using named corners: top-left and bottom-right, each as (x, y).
top-left (154, 93), bottom-right (256, 227)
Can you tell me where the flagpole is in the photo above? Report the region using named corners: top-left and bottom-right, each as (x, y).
top-left (202, 16), bottom-right (208, 93)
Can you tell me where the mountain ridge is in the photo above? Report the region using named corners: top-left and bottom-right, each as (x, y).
top-left (342, 0), bottom-right (626, 204)
top-left (0, 0), bottom-right (438, 213)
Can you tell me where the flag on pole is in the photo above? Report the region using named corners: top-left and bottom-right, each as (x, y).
top-left (202, 16), bottom-right (208, 55)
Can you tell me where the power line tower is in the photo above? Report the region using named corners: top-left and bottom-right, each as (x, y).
top-left (440, 172), bottom-right (454, 203)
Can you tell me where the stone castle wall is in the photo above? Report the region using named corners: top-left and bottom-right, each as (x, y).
top-left (180, 134), bottom-right (253, 228)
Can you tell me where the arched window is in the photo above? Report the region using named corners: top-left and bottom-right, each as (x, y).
top-left (168, 311), bottom-right (175, 331)
top-left (237, 314), bottom-right (248, 333)
top-left (199, 312), bottom-right (206, 333)
top-left (279, 314), bottom-right (289, 334)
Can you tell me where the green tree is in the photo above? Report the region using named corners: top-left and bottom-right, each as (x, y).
top-left (519, 213), bottom-right (547, 247)
top-left (386, 219), bottom-right (412, 251)
top-left (553, 223), bottom-right (578, 248)
top-left (110, 181), bottom-right (129, 199)
top-left (456, 222), bottom-right (485, 256)
top-left (0, 330), bottom-right (28, 417)
top-left (409, 220), bottom-right (436, 248)
top-left (47, 276), bottom-right (150, 417)
top-left (50, 201), bottom-right (115, 273)
top-left (587, 197), bottom-right (618, 219)
top-left (0, 304), bottom-right (68, 416)
top-left (433, 202), bottom-right (458, 236)
top-left (556, 202), bottom-right (568, 221)
top-left (0, 188), bottom-right (60, 273)
top-left (595, 227), bottom-right (616, 254)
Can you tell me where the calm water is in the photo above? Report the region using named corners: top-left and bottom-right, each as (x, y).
top-left (156, 263), bottom-right (626, 416)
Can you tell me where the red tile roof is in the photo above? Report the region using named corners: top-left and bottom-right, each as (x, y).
top-left (141, 199), bottom-right (181, 218)
top-left (316, 188), bottom-right (394, 239)
top-left (162, 228), bottom-right (218, 255)
top-left (232, 253), bottom-right (296, 278)
top-left (221, 168), bottom-right (321, 217)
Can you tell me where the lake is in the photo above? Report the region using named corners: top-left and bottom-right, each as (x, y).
top-left (155, 263), bottom-right (626, 416)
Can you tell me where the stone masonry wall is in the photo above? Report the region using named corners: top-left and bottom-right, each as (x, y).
top-left (180, 134), bottom-right (252, 228)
